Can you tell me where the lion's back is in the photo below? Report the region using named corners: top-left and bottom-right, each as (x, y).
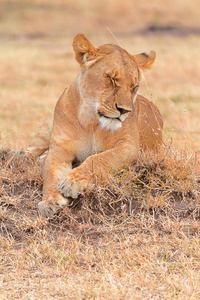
top-left (136, 95), bottom-right (163, 150)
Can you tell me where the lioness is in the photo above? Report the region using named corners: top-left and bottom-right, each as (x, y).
top-left (26, 34), bottom-right (163, 217)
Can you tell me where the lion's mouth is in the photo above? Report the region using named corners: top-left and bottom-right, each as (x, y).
top-left (97, 111), bottom-right (121, 122)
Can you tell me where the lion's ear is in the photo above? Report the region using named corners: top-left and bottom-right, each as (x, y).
top-left (132, 51), bottom-right (156, 70)
top-left (73, 34), bottom-right (98, 65)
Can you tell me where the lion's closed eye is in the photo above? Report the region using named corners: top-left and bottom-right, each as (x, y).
top-left (105, 73), bottom-right (119, 88)
top-left (110, 77), bottom-right (117, 87)
top-left (131, 85), bottom-right (139, 94)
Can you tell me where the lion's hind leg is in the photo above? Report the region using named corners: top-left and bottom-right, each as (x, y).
top-left (25, 115), bottom-right (53, 158)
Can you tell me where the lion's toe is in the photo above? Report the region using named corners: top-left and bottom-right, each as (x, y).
top-left (38, 201), bottom-right (57, 218)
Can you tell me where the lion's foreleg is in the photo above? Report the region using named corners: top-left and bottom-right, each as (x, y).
top-left (58, 143), bottom-right (138, 199)
top-left (38, 142), bottom-right (75, 217)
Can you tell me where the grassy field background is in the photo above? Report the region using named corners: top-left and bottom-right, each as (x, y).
top-left (0, 1), bottom-right (200, 299)
top-left (1, 0), bottom-right (200, 149)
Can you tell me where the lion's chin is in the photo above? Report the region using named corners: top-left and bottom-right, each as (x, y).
top-left (99, 116), bottom-right (122, 132)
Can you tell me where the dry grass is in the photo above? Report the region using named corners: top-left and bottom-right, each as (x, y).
top-left (0, 145), bottom-right (200, 299)
top-left (1, 1), bottom-right (200, 299)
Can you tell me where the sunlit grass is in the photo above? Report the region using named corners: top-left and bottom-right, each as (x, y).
top-left (1, 35), bottom-right (200, 148)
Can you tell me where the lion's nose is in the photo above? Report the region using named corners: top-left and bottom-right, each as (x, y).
top-left (115, 104), bottom-right (131, 115)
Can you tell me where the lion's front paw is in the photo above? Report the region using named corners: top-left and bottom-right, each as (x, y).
top-left (38, 196), bottom-right (70, 218)
top-left (58, 168), bottom-right (93, 199)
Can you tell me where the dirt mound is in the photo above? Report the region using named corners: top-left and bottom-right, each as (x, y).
top-left (0, 147), bottom-right (199, 244)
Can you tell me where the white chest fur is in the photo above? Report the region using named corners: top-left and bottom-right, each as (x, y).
top-left (76, 135), bottom-right (101, 162)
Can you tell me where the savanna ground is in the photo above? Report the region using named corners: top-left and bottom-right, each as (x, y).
top-left (0, 1), bottom-right (200, 299)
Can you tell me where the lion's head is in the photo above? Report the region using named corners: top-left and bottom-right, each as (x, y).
top-left (73, 34), bottom-right (156, 131)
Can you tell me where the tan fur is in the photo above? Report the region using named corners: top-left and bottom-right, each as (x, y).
top-left (26, 34), bottom-right (163, 217)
